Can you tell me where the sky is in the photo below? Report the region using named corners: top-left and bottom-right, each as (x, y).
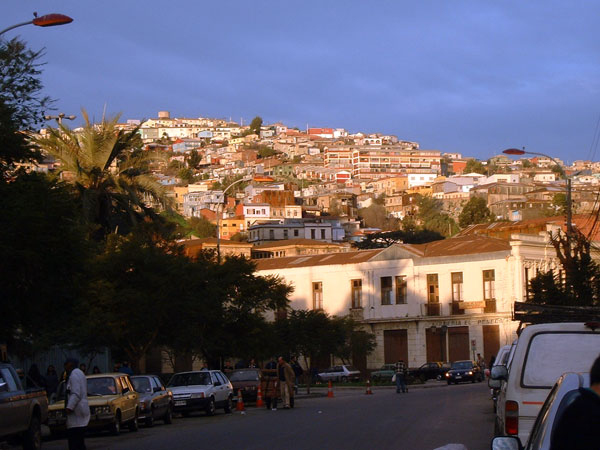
top-left (4, 1), bottom-right (600, 162)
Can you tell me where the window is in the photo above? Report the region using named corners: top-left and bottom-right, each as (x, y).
top-left (427, 274), bottom-right (439, 303)
top-left (313, 282), bottom-right (323, 310)
top-left (395, 276), bottom-right (407, 304)
top-left (269, 229), bottom-right (275, 240)
top-left (294, 229), bottom-right (299, 237)
top-left (451, 272), bottom-right (463, 301)
top-left (381, 276), bottom-right (392, 305)
top-left (351, 279), bottom-right (362, 308)
top-left (483, 270), bottom-right (495, 299)
top-left (283, 229), bottom-right (288, 239)
top-left (321, 229), bottom-right (326, 239)
top-left (311, 229), bottom-right (316, 239)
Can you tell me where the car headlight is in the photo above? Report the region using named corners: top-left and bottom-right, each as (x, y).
top-left (445, 373), bottom-right (450, 377)
top-left (468, 371), bottom-right (473, 375)
top-left (190, 393), bottom-right (205, 399)
top-left (94, 405), bottom-right (112, 414)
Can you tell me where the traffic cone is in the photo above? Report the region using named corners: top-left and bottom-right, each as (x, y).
top-left (236, 389), bottom-right (245, 411)
top-left (256, 384), bottom-right (264, 407)
top-left (327, 380), bottom-right (334, 398)
top-left (365, 379), bottom-right (373, 395)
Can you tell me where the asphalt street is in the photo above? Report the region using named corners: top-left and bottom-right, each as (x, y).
top-left (41, 382), bottom-right (494, 450)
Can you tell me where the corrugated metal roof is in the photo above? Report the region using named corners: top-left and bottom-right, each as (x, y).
top-left (254, 249), bottom-right (383, 271)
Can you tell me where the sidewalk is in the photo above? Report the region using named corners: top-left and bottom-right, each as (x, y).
top-left (295, 379), bottom-right (448, 397)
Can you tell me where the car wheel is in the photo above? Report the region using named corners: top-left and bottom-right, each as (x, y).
top-left (436, 374), bottom-right (442, 381)
top-left (224, 395), bottom-right (233, 413)
top-left (22, 414), bottom-right (41, 450)
top-left (110, 412), bottom-right (121, 436)
top-left (341, 376), bottom-right (348, 383)
top-left (447, 380), bottom-right (452, 385)
top-left (205, 397), bottom-right (216, 416)
top-left (472, 377), bottom-right (476, 383)
top-left (128, 411), bottom-right (139, 432)
top-left (420, 374), bottom-right (427, 383)
top-left (164, 405), bottom-right (173, 424)
top-left (145, 415), bottom-right (154, 428)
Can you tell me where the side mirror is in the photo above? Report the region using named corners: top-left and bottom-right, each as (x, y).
top-left (488, 378), bottom-right (502, 389)
top-left (491, 436), bottom-right (522, 450)
top-left (214, 381), bottom-right (221, 387)
top-left (153, 386), bottom-right (162, 393)
top-left (491, 365), bottom-right (508, 381)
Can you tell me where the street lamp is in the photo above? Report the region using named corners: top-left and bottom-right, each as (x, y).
top-left (502, 148), bottom-right (572, 241)
top-left (216, 175), bottom-right (253, 262)
top-left (45, 113), bottom-right (76, 125)
top-left (0, 13), bottom-right (73, 37)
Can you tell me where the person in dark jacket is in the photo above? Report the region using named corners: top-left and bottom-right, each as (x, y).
top-left (551, 354), bottom-right (600, 450)
top-left (26, 363), bottom-right (46, 390)
top-left (45, 365), bottom-right (59, 396)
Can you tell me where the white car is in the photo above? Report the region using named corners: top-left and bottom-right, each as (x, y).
top-left (491, 372), bottom-right (589, 450)
top-left (317, 365), bottom-right (361, 383)
top-left (491, 322), bottom-right (600, 444)
top-left (167, 370), bottom-right (233, 416)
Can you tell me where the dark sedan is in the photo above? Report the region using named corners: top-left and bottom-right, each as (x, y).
top-left (131, 375), bottom-right (173, 427)
top-left (228, 368), bottom-right (261, 402)
top-left (445, 360), bottom-right (483, 384)
top-left (409, 362), bottom-right (450, 382)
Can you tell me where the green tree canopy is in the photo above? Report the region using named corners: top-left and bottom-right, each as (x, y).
top-left (249, 116), bottom-right (263, 135)
top-left (458, 196), bottom-right (492, 228)
top-left (33, 110), bottom-right (171, 240)
top-left (464, 159), bottom-right (485, 174)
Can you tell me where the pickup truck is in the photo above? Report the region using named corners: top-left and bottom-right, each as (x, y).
top-left (0, 363), bottom-right (48, 450)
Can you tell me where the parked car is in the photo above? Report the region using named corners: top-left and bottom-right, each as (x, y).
top-left (168, 370), bottom-right (233, 416)
top-left (410, 362), bottom-right (450, 382)
top-left (0, 362), bottom-right (48, 450)
top-left (445, 360), bottom-right (483, 384)
top-left (228, 368), bottom-right (261, 402)
top-left (491, 372), bottom-right (590, 450)
top-left (317, 365), bottom-right (361, 383)
top-left (48, 373), bottom-right (139, 436)
top-left (489, 344), bottom-right (512, 412)
top-left (492, 322), bottom-right (600, 445)
top-left (370, 364), bottom-right (396, 381)
top-left (130, 375), bottom-right (173, 427)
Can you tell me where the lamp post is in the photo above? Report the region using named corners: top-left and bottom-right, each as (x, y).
top-left (45, 112), bottom-right (76, 125)
top-left (0, 13), bottom-right (73, 37)
top-left (216, 175), bottom-right (253, 262)
top-left (502, 148), bottom-right (572, 242)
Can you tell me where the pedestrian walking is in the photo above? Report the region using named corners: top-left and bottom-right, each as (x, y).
top-left (92, 366), bottom-right (101, 374)
top-left (291, 356), bottom-right (303, 395)
top-left (277, 356), bottom-right (295, 409)
top-left (64, 357), bottom-right (90, 450)
top-left (248, 359), bottom-right (257, 368)
top-left (395, 360), bottom-right (408, 393)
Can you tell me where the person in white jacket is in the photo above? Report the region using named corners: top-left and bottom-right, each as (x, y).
top-left (64, 358), bottom-right (90, 450)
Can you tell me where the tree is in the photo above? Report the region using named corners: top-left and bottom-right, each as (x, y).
top-left (258, 146), bottom-right (278, 158)
top-left (33, 110), bottom-right (172, 240)
top-left (188, 216), bottom-right (216, 238)
top-left (187, 149), bottom-right (202, 170)
top-left (458, 196), bottom-right (492, 228)
top-left (0, 38), bottom-right (53, 176)
top-left (521, 159), bottom-right (533, 169)
top-left (551, 165), bottom-right (564, 178)
top-left (528, 230), bottom-right (600, 306)
top-left (358, 203), bottom-right (399, 231)
top-left (464, 159), bottom-right (485, 174)
top-left (355, 229), bottom-right (444, 249)
top-left (417, 196), bottom-right (458, 237)
top-left (0, 173), bottom-right (90, 352)
top-left (249, 116), bottom-right (263, 135)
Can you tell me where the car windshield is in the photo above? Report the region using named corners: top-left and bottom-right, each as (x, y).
top-left (228, 370), bottom-right (259, 382)
top-left (345, 366), bottom-right (358, 372)
top-left (87, 377), bottom-right (117, 396)
top-left (131, 377), bottom-right (152, 393)
top-left (451, 361), bottom-right (473, 370)
top-left (168, 372), bottom-right (211, 387)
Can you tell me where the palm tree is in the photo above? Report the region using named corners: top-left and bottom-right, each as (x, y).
top-left (33, 110), bottom-right (171, 240)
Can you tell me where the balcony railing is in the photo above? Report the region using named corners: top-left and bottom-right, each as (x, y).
top-left (451, 301), bottom-right (465, 315)
top-left (424, 303), bottom-right (441, 316)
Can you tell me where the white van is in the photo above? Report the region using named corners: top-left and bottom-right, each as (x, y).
top-left (491, 321), bottom-right (600, 444)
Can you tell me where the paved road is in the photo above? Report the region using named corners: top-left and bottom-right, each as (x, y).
top-left (41, 382), bottom-right (494, 450)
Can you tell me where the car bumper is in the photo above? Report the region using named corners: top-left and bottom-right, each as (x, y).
top-left (172, 397), bottom-right (210, 412)
top-left (447, 374), bottom-right (476, 382)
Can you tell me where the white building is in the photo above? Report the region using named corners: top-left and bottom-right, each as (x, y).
top-left (248, 219), bottom-right (345, 243)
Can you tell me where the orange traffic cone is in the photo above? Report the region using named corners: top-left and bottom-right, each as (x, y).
top-left (236, 389), bottom-right (245, 411)
top-left (256, 384), bottom-right (264, 407)
top-left (327, 380), bottom-right (334, 398)
top-left (365, 379), bottom-right (373, 395)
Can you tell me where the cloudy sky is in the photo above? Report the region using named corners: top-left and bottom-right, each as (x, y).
top-left (4, 1), bottom-right (600, 161)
